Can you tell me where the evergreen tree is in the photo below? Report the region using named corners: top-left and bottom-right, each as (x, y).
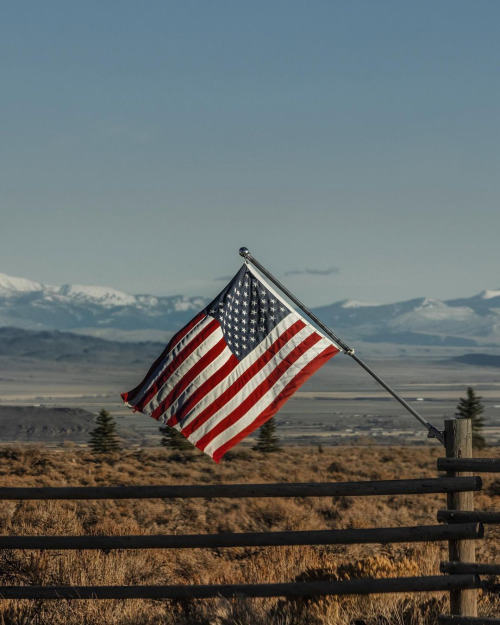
top-left (456, 386), bottom-right (486, 449)
top-left (253, 417), bottom-right (281, 453)
top-left (160, 425), bottom-right (193, 451)
top-left (88, 409), bottom-right (121, 453)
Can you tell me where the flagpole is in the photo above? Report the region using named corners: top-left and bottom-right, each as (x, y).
top-left (239, 247), bottom-right (445, 446)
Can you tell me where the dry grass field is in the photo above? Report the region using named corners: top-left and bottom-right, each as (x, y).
top-left (0, 445), bottom-right (497, 624)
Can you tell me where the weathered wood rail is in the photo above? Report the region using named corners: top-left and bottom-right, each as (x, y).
top-left (441, 562), bottom-right (500, 575)
top-left (0, 476), bottom-right (480, 500)
top-left (437, 457), bottom-right (500, 473)
top-left (0, 523), bottom-right (483, 550)
top-left (0, 418), bottom-right (497, 623)
top-left (438, 510), bottom-right (500, 524)
top-left (0, 576), bottom-right (481, 600)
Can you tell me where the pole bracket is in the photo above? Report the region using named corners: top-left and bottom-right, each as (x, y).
top-left (428, 426), bottom-right (445, 445)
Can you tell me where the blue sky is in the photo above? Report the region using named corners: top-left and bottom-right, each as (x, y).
top-left (1, 1), bottom-right (499, 305)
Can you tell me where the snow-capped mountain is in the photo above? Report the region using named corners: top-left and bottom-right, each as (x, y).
top-left (0, 272), bottom-right (207, 338)
top-left (314, 291), bottom-right (500, 347)
top-left (0, 272), bottom-right (499, 347)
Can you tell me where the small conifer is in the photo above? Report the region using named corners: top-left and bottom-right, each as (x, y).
top-left (456, 386), bottom-right (486, 449)
top-left (88, 409), bottom-right (121, 453)
top-left (253, 417), bottom-right (281, 453)
top-left (160, 425), bottom-right (193, 451)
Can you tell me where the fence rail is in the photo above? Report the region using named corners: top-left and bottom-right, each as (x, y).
top-left (0, 523), bottom-right (483, 551)
top-left (0, 477), bottom-right (481, 500)
top-left (437, 510), bottom-right (500, 524)
top-left (0, 575), bottom-right (481, 601)
top-left (437, 458), bottom-right (500, 473)
top-left (441, 562), bottom-right (500, 575)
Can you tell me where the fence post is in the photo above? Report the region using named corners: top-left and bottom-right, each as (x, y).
top-left (445, 418), bottom-right (477, 617)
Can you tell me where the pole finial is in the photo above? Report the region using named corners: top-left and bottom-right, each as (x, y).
top-left (239, 247), bottom-right (251, 259)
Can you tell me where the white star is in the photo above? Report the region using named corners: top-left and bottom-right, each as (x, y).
top-left (250, 319), bottom-right (257, 324)
top-left (280, 306), bottom-right (285, 312)
top-left (250, 336), bottom-right (256, 342)
top-left (250, 328), bottom-right (256, 333)
top-left (259, 326), bottom-right (265, 332)
top-left (251, 309), bottom-right (257, 316)
top-left (270, 298), bottom-right (276, 304)
top-left (270, 315), bottom-right (276, 321)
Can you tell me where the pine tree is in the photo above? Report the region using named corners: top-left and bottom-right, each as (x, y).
top-left (160, 425), bottom-right (193, 451)
top-left (456, 386), bottom-right (486, 449)
top-left (88, 409), bottom-right (121, 453)
top-left (253, 417), bottom-right (281, 453)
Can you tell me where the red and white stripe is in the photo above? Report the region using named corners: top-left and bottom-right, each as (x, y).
top-left (122, 264), bottom-right (341, 462)
top-left (122, 311), bottom-right (338, 462)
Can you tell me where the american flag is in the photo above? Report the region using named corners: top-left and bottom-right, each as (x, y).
top-left (122, 264), bottom-right (340, 462)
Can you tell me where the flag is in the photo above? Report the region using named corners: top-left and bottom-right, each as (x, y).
top-left (122, 263), bottom-right (340, 462)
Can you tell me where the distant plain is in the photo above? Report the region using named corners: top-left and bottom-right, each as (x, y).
top-left (1, 340), bottom-right (499, 448)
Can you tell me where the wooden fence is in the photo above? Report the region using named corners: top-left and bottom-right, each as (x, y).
top-left (0, 418), bottom-right (498, 624)
top-left (437, 419), bottom-right (500, 624)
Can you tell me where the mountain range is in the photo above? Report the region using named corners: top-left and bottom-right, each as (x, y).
top-left (0, 272), bottom-right (499, 348)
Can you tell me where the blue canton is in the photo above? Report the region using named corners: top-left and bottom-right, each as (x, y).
top-left (206, 265), bottom-right (291, 360)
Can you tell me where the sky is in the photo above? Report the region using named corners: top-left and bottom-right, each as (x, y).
top-left (1, 1), bottom-right (499, 306)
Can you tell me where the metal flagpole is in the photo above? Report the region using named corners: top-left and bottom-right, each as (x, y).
top-left (239, 247), bottom-right (445, 446)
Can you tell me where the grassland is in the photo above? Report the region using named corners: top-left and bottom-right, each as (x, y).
top-left (0, 445), bottom-right (498, 624)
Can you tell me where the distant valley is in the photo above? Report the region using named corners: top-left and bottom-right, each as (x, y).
top-left (0, 326), bottom-right (498, 447)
